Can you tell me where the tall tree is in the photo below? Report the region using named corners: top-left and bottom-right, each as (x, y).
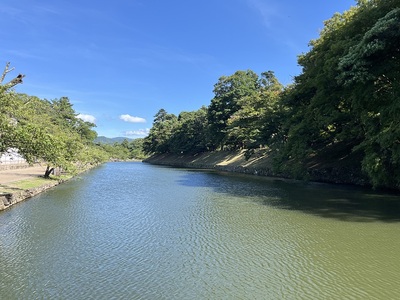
top-left (207, 70), bottom-right (259, 149)
top-left (143, 109), bottom-right (178, 154)
top-left (337, 5), bottom-right (400, 187)
top-left (277, 0), bottom-right (400, 186)
top-left (0, 62), bottom-right (26, 153)
top-left (169, 106), bottom-right (209, 154)
top-left (226, 71), bottom-right (283, 150)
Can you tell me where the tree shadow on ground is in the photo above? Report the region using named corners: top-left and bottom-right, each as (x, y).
top-left (176, 169), bottom-right (400, 223)
top-left (0, 184), bottom-right (24, 193)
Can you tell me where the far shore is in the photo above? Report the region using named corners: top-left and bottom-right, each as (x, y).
top-left (144, 149), bottom-right (369, 188)
top-left (0, 151), bottom-right (380, 212)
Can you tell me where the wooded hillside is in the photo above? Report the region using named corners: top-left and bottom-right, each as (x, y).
top-left (144, 0), bottom-right (400, 189)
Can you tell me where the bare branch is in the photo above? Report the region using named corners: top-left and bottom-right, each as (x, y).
top-left (4, 74), bottom-right (25, 89)
top-left (1, 62), bottom-right (15, 84)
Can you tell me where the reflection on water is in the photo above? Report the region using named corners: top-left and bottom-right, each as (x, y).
top-left (178, 170), bottom-right (400, 222)
top-left (1, 162), bottom-right (400, 299)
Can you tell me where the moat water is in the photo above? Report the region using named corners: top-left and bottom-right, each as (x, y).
top-left (1, 162), bottom-right (400, 299)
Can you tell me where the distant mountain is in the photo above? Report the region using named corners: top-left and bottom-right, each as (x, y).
top-left (95, 136), bottom-right (134, 144)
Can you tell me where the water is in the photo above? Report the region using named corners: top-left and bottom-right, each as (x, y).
top-left (1, 162), bottom-right (400, 299)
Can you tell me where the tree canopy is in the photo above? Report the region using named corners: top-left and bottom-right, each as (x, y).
top-left (3, 0), bottom-right (399, 188)
top-left (0, 63), bottom-right (137, 177)
top-left (144, 0), bottom-right (400, 189)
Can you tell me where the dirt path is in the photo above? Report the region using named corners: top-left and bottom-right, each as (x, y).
top-left (0, 165), bottom-right (47, 184)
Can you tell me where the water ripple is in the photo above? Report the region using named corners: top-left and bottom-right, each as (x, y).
top-left (1, 163), bottom-right (400, 299)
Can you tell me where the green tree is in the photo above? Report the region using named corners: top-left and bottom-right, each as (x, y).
top-left (169, 106), bottom-right (209, 154)
top-left (128, 138), bottom-right (147, 159)
top-left (207, 70), bottom-right (259, 149)
top-left (1, 61), bottom-right (112, 177)
top-left (143, 109), bottom-right (178, 154)
top-left (0, 62), bottom-right (25, 153)
top-left (226, 71), bottom-right (283, 150)
top-left (276, 0), bottom-right (400, 186)
top-left (337, 5), bottom-right (400, 187)
top-left (1, 85), bottom-right (105, 177)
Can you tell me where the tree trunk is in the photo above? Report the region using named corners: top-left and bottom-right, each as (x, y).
top-left (44, 166), bottom-right (54, 178)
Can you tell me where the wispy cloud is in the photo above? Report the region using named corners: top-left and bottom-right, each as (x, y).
top-left (0, 3), bottom-right (61, 26)
top-left (244, 0), bottom-right (304, 54)
top-left (120, 114), bottom-right (146, 123)
top-left (4, 49), bottom-right (49, 61)
top-left (77, 113), bottom-right (96, 123)
top-left (32, 4), bottom-right (61, 15)
top-left (0, 5), bottom-right (23, 17)
top-left (124, 129), bottom-right (150, 136)
top-left (246, 0), bottom-right (280, 28)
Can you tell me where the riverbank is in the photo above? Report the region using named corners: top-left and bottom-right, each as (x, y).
top-left (0, 164), bottom-right (101, 211)
top-left (144, 149), bottom-right (369, 187)
top-left (0, 165), bottom-right (63, 211)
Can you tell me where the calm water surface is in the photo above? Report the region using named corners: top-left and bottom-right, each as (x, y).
top-left (1, 162), bottom-right (400, 299)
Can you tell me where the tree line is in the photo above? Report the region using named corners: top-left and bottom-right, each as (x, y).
top-left (143, 0), bottom-right (400, 189)
top-left (0, 70), bottom-right (145, 177)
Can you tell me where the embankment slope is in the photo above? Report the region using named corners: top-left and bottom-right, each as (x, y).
top-left (144, 150), bottom-right (368, 186)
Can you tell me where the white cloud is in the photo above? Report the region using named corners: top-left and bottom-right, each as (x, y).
top-left (77, 113), bottom-right (96, 123)
top-left (120, 114), bottom-right (146, 123)
top-left (124, 129), bottom-right (150, 136)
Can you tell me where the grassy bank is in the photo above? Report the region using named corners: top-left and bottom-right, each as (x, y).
top-left (0, 177), bottom-right (62, 211)
top-left (0, 165), bottom-right (91, 212)
top-left (0, 177), bottom-right (58, 194)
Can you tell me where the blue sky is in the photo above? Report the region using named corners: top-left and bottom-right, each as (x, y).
top-left (1, 0), bottom-right (355, 138)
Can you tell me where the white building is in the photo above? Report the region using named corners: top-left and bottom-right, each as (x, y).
top-left (0, 148), bottom-right (26, 164)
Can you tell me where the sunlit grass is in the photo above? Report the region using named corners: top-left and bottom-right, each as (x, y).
top-left (10, 177), bottom-right (54, 189)
top-left (0, 178), bottom-right (51, 194)
top-left (0, 174), bottom-right (72, 194)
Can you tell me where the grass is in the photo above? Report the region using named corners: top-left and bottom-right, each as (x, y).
top-left (0, 177), bottom-right (51, 194)
top-left (0, 175), bottom-right (71, 195)
top-left (10, 177), bottom-right (55, 189)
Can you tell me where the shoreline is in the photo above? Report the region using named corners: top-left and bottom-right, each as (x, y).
top-left (144, 150), bottom-right (370, 188)
top-left (0, 180), bottom-right (62, 211)
top-left (0, 164), bottom-right (98, 212)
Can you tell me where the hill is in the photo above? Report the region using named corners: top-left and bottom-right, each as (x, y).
top-left (95, 136), bottom-right (133, 144)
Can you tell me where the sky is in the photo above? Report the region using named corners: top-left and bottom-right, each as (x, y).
top-left (1, 0), bottom-right (356, 138)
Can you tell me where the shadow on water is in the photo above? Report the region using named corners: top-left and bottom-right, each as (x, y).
top-left (176, 169), bottom-right (400, 223)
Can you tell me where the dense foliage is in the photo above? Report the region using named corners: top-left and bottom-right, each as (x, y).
top-left (97, 138), bottom-right (147, 161)
top-left (0, 69), bottom-right (145, 176)
top-left (144, 0), bottom-right (400, 189)
top-left (0, 86), bottom-right (106, 176)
